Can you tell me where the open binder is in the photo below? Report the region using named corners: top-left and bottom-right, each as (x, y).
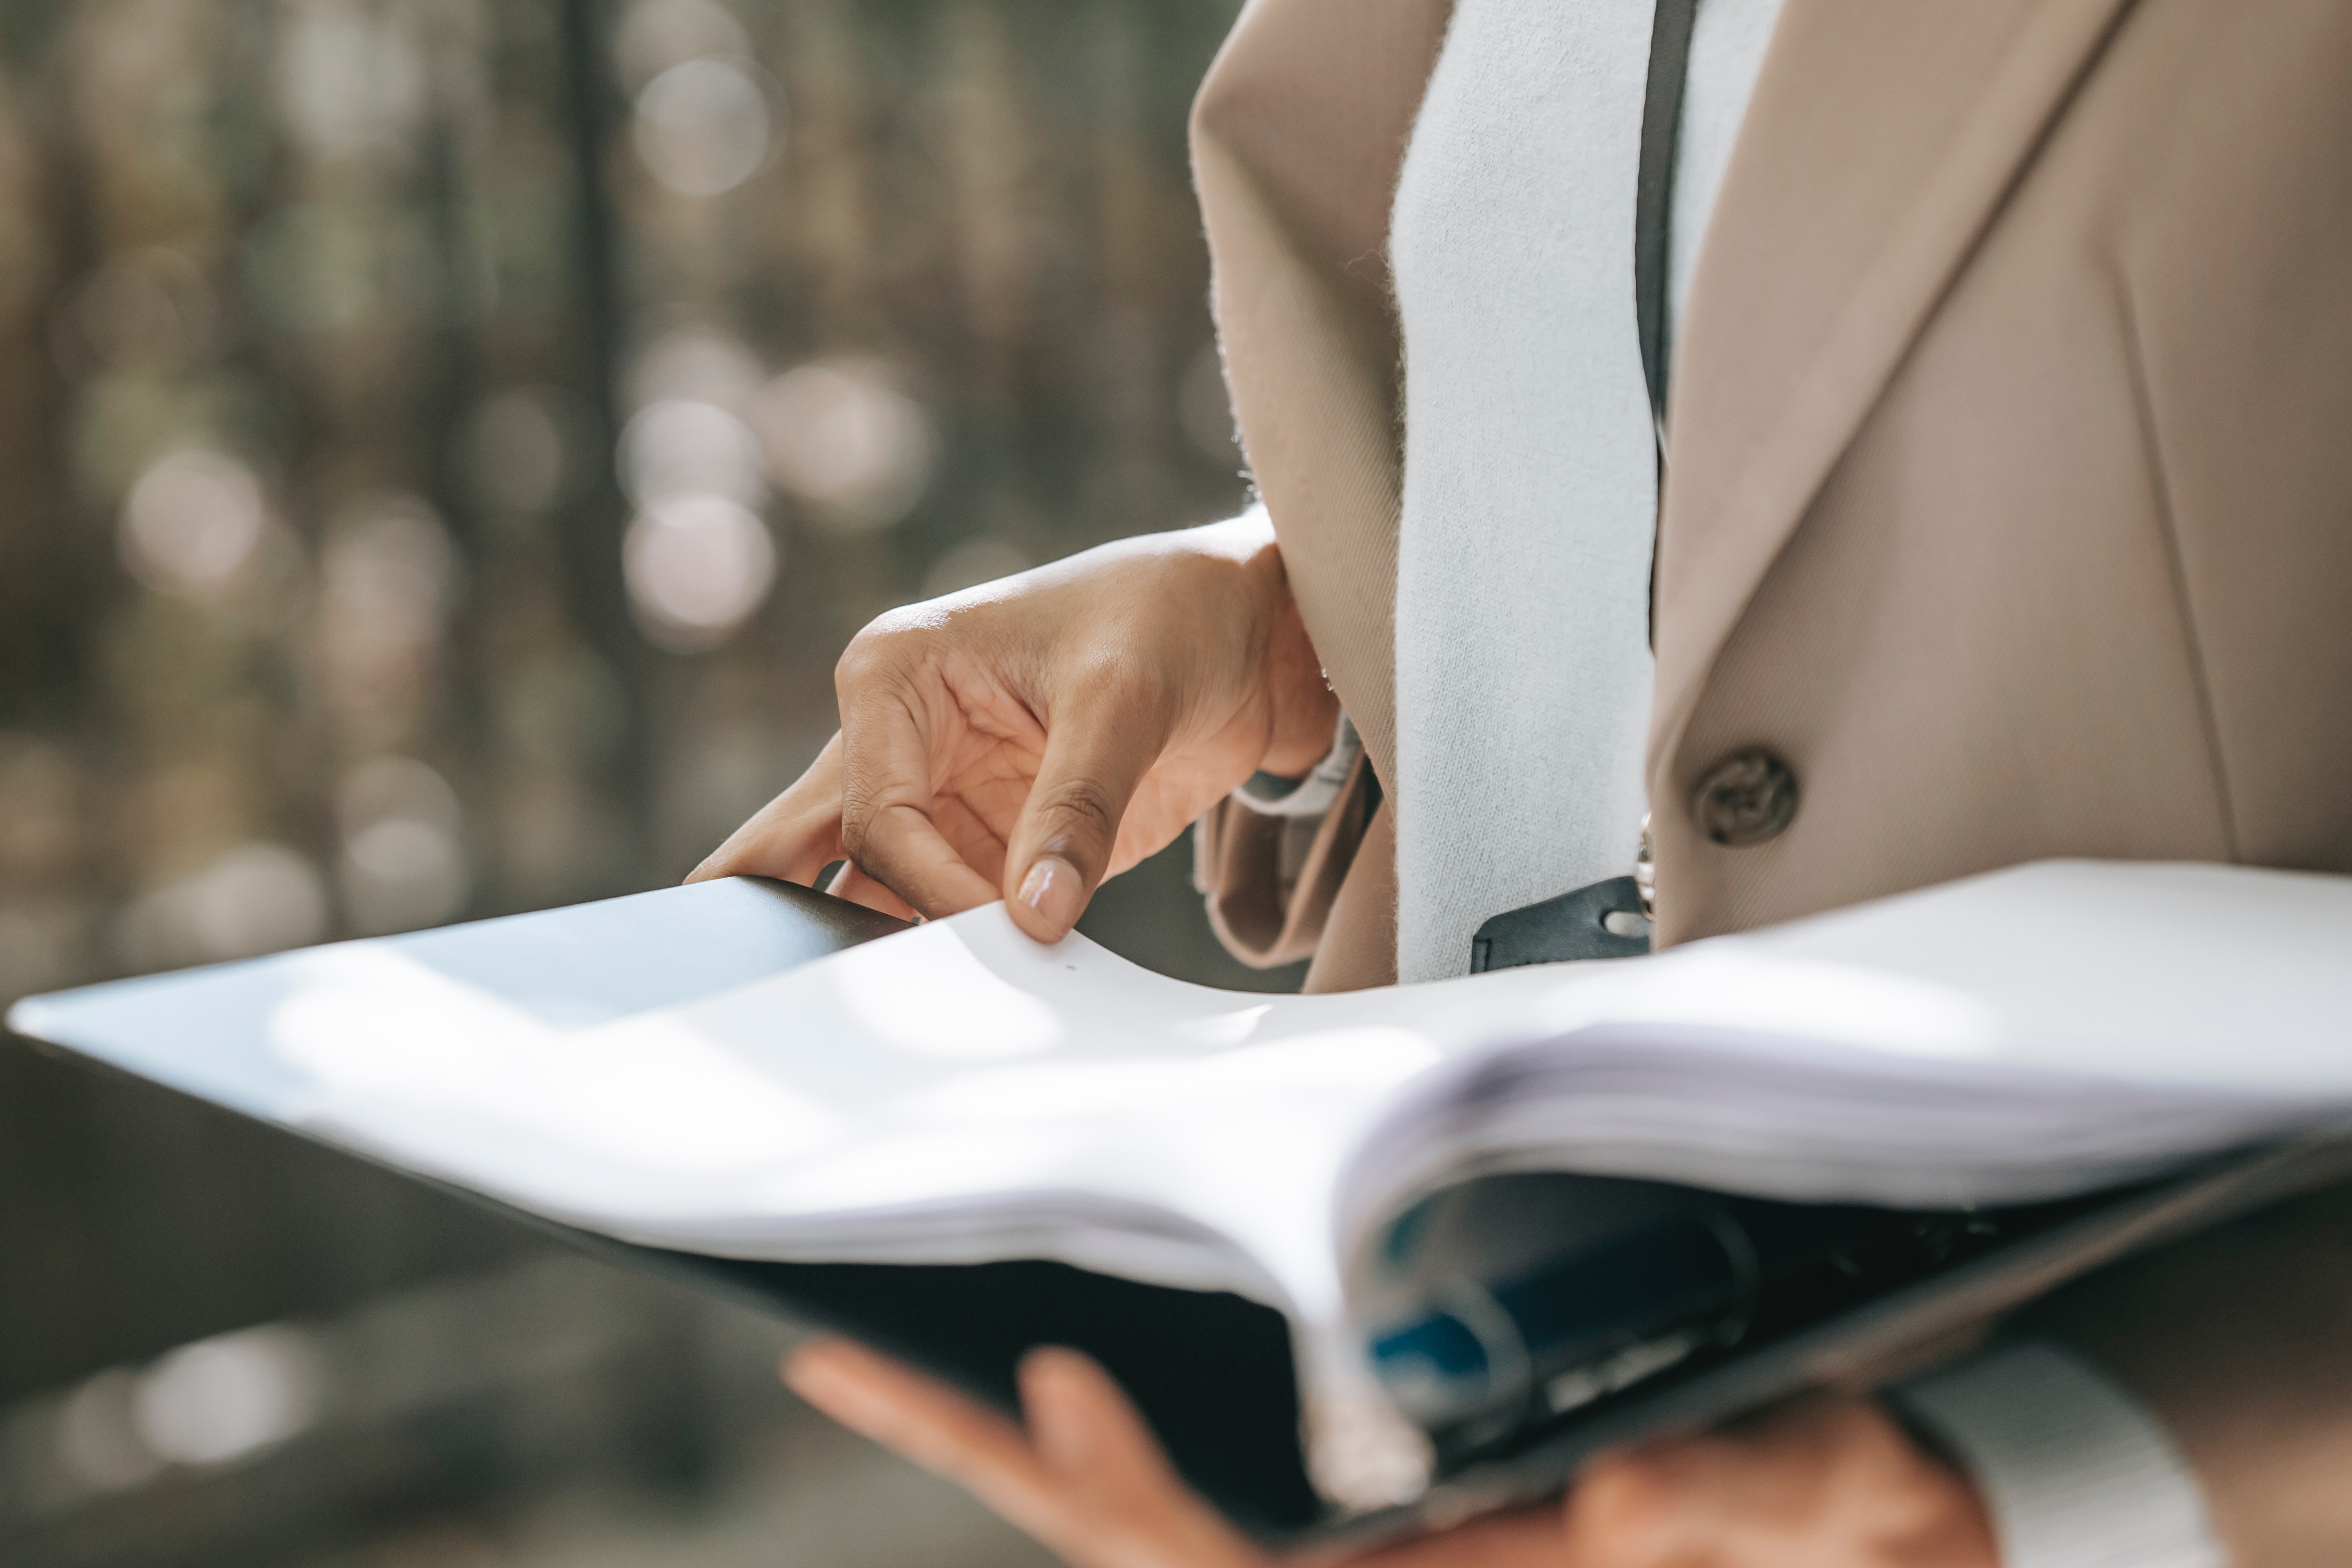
top-left (14, 862), bottom-right (2352, 1545)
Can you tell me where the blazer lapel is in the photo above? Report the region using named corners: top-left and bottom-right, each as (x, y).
top-left (1649, 0), bottom-right (2142, 786)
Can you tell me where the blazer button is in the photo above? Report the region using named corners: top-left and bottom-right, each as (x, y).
top-left (1691, 749), bottom-right (1798, 847)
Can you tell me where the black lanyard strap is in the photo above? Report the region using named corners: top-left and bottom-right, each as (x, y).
top-left (1637, 0), bottom-right (1699, 646)
top-left (1472, 4), bottom-right (1698, 969)
top-left (1636, 0), bottom-right (1701, 440)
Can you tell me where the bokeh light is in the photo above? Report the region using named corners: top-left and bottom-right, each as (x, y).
top-left (275, 0), bottom-right (426, 163)
top-left (115, 843), bottom-right (331, 970)
top-left (338, 756), bottom-right (470, 935)
top-left (631, 58), bottom-right (776, 198)
top-left (752, 359), bottom-right (936, 529)
top-left (618, 395), bottom-right (766, 508)
top-left (130, 1326), bottom-right (322, 1468)
top-left (117, 449), bottom-right (268, 604)
top-left (623, 493), bottom-right (777, 651)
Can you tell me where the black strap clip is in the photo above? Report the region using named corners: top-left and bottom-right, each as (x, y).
top-left (1470, 876), bottom-right (1653, 973)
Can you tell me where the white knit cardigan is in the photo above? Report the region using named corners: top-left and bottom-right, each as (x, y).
top-left (1388, 0), bottom-right (1783, 983)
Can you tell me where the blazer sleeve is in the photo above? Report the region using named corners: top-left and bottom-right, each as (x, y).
top-left (1188, 0), bottom-right (1451, 796)
top-left (1186, 0), bottom-right (1446, 988)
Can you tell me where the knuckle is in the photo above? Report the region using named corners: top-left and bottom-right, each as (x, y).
top-left (838, 604), bottom-right (957, 687)
top-left (835, 626), bottom-right (907, 690)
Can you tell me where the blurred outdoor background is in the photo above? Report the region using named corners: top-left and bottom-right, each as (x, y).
top-left (0, 0), bottom-right (1279, 1561)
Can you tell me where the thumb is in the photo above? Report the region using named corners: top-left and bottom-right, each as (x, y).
top-left (1003, 696), bottom-right (1161, 943)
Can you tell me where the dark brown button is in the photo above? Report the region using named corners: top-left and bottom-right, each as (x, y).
top-left (1691, 749), bottom-right (1797, 847)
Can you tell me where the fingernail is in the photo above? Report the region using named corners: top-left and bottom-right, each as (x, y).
top-left (1016, 856), bottom-right (1081, 935)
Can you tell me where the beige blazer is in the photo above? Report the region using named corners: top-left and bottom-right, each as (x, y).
top-left (1189, 0), bottom-right (2352, 994)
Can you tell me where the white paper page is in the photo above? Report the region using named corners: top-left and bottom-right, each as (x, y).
top-left (24, 861), bottom-right (2352, 1304)
top-left (7, 878), bottom-right (1566, 1509)
top-left (1338, 861), bottom-right (2352, 1255)
top-left (8, 894), bottom-right (1542, 1311)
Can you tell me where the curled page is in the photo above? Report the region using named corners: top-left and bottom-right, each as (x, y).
top-left (1336, 860), bottom-right (2352, 1266)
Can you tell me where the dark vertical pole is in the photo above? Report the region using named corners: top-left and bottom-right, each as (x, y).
top-left (556, 0), bottom-right (654, 880)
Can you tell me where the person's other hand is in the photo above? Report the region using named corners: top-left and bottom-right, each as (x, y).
top-left (690, 513), bottom-right (1336, 941)
top-left (781, 1337), bottom-right (1999, 1568)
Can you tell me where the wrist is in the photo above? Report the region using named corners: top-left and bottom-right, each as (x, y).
top-left (1260, 602), bottom-right (1339, 777)
top-left (1207, 506), bottom-right (1338, 777)
top-left (1110, 506), bottom-right (1335, 777)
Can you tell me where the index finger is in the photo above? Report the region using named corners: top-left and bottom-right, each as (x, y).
top-left (689, 733), bottom-right (850, 886)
